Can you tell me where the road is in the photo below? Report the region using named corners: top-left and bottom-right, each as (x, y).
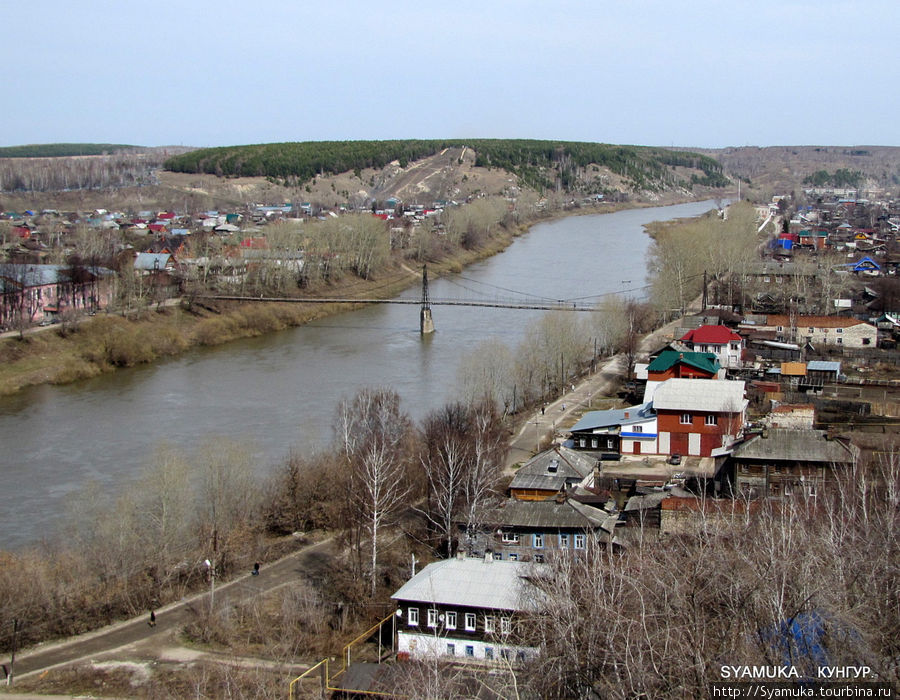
top-left (7, 536), bottom-right (336, 682)
top-left (505, 313), bottom-right (688, 470)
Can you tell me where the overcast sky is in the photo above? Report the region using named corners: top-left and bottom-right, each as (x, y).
top-left (4, 1), bottom-right (898, 149)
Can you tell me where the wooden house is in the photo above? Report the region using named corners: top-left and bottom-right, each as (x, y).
top-left (457, 496), bottom-right (615, 562)
top-left (507, 446), bottom-right (595, 501)
top-left (729, 429), bottom-right (858, 499)
top-left (392, 557), bottom-right (543, 665)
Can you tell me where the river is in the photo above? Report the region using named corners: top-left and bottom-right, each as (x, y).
top-left (0, 200), bottom-right (721, 549)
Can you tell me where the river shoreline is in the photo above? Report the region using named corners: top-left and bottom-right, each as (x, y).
top-left (0, 193), bottom-right (729, 398)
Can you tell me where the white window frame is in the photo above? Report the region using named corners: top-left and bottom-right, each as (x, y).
top-left (560, 533), bottom-right (570, 548)
top-left (574, 533), bottom-right (586, 549)
top-left (445, 611), bottom-right (457, 630)
top-left (427, 608), bottom-right (438, 628)
top-left (705, 414), bottom-right (717, 426)
top-left (465, 613), bottom-right (476, 631)
top-left (681, 413), bottom-right (692, 424)
top-left (484, 615), bottom-right (495, 634)
top-left (632, 425), bottom-right (643, 433)
top-left (501, 617), bottom-right (512, 635)
top-left (501, 531), bottom-right (519, 544)
top-left (408, 607), bottom-right (419, 626)
top-left (446, 643), bottom-right (455, 656)
top-left (532, 533), bottom-right (544, 548)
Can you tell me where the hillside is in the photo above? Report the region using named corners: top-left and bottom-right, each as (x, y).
top-left (694, 145), bottom-right (900, 197)
top-left (164, 139), bottom-right (730, 202)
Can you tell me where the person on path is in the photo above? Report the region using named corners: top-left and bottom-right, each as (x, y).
top-left (148, 610), bottom-right (156, 628)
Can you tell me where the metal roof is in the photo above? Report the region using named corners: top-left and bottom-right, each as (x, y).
top-left (647, 350), bottom-right (719, 375)
top-left (806, 360), bottom-right (841, 372)
top-left (652, 378), bottom-right (746, 413)
top-left (391, 558), bottom-right (544, 612)
top-left (569, 402), bottom-right (654, 433)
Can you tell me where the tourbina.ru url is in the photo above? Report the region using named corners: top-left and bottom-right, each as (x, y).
top-left (710, 683), bottom-right (894, 699)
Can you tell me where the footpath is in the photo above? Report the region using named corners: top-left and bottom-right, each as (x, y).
top-left (1, 536), bottom-right (336, 688)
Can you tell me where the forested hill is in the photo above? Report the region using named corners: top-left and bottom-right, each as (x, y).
top-left (163, 139), bottom-right (730, 193)
top-left (0, 143), bottom-right (140, 158)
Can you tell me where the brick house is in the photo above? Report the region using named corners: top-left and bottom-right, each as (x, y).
top-left (763, 315), bottom-right (877, 348)
top-left (652, 378), bottom-right (747, 457)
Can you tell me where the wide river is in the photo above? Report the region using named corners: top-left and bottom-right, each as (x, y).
top-left (0, 200), bottom-right (720, 549)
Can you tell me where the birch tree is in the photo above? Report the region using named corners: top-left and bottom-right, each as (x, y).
top-left (336, 388), bottom-right (412, 595)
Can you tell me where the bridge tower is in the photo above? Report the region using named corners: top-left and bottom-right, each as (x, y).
top-left (420, 265), bottom-right (435, 334)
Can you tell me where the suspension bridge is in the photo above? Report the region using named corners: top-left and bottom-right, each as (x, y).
top-left (193, 266), bottom-right (653, 334)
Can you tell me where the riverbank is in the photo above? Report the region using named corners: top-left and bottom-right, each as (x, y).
top-left (0, 194), bottom-right (717, 398)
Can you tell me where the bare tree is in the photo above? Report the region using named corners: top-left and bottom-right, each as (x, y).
top-left (336, 388), bottom-right (413, 595)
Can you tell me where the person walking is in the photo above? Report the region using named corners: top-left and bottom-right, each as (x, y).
top-left (148, 610), bottom-right (156, 628)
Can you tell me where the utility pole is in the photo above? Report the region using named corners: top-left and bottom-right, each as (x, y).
top-left (7, 618), bottom-right (18, 687)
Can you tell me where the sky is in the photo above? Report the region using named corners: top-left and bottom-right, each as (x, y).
top-left (4, 0), bottom-right (898, 150)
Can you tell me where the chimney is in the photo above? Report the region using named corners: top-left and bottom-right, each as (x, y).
top-left (624, 411), bottom-right (630, 419)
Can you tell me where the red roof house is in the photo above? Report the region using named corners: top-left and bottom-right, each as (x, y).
top-left (679, 325), bottom-right (744, 369)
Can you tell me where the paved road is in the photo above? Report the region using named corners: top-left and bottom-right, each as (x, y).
top-left (505, 313), bottom-right (686, 470)
top-left (8, 537), bottom-right (336, 681)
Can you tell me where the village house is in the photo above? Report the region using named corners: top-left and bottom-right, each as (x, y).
top-left (507, 446), bottom-right (595, 501)
top-left (763, 315), bottom-right (877, 348)
top-left (728, 428), bottom-right (859, 499)
top-left (0, 263), bottom-right (114, 328)
top-left (652, 378), bottom-right (747, 458)
top-left (679, 325), bottom-right (744, 369)
top-left (457, 495), bottom-right (615, 562)
top-left (569, 402), bottom-right (657, 456)
top-left (391, 557), bottom-right (543, 665)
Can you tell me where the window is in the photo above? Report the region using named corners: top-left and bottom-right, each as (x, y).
top-left (508, 552), bottom-right (518, 561)
top-left (836, 328), bottom-right (843, 333)
top-left (560, 533), bottom-right (570, 548)
top-left (501, 649), bottom-right (511, 660)
top-left (484, 615), bottom-right (495, 634)
top-left (516, 650), bottom-right (526, 662)
top-left (446, 643), bottom-right (455, 656)
top-left (837, 338), bottom-right (843, 345)
top-left (808, 327), bottom-right (814, 334)
top-left (501, 532), bottom-right (519, 544)
top-left (862, 337), bottom-right (871, 345)
top-left (485, 647), bottom-right (494, 661)
top-left (501, 618), bottom-right (512, 635)
top-left (579, 438), bottom-right (585, 447)
top-left (681, 413), bottom-right (692, 424)
top-left (705, 415), bottom-right (717, 426)
top-left (534, 554), bottom-right (544, 563)
top-left (465, 645), bottom-right (474, 658)
top-left (574, 533), bottom-right (585, 549)
top-left (632, 425), bottom-right (643, 433)
top-left (427, 608), bottom-right (438, 628)
top-left (591, 438), bottom-right (598, 449)
top-left (465, 613), bottom-right (476, 631)
top-left (408, 607), bottom-right (419, 626)
top-left (445, 611), bottom-right (457, 630)
top-left (532, 533), bottom-right (544, 548)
